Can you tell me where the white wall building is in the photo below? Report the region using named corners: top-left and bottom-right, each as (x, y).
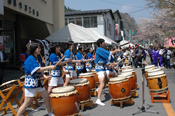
top-left (65, 9), bottom-right (118, 41)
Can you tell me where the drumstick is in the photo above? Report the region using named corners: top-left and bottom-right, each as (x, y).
top-left (143, 60), bottom-right (148, 66)
top-left (80, 54), bottom-right (86, 61)
top-left (55, 55), bottom-right (66, 66)
top-left (40, 54), bottom-right (44, 60)
top-left (66, 63), bottom-right (71, 77)
top-left (48, 62), bottom-right (51, 84)
top-left (116, 58), bottom-right (125, 68)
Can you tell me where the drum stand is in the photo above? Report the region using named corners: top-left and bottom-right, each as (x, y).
top-left (132, 64), bottom-right (159, 115)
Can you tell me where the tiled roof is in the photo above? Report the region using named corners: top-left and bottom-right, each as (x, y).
top-left (65, 9), bottom-right (112, 16)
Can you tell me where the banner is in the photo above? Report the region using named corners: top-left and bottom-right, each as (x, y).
top-left (164, 37), bottom-right (175, 48)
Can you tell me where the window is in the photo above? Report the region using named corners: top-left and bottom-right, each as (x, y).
top-left (0, 19), bottom-right (2, 30)
top-left (109, 23), bottom-right (111, 35)
top-left (65, 18), bottom-right (68, 26)
top-left (69, 18), bottom-right (75, 24)
top-left (76, 17), bottom-right (82, 26)
top-left (83, 17), bottom-right (90, 28)
top-left (107, 19), bottom-right (109, 31)
top-left (91, 16), bottom-right (97, 27)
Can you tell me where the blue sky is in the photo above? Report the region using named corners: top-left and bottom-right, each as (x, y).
top-left (65, 0), bottom-right (153, 22)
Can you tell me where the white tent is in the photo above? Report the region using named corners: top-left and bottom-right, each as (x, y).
top-left (45, 23), bottom-right (117, 45)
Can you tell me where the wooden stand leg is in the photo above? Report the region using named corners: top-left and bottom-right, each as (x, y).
top-left (131, 91), bottom-right (138, 97)
top-left (136, 84), bottom-right (139, 89)
top-left (91, 91), bottom-right (97, 96)
top-left (80, 100), bottom-right (93, 110)
top-left (151, 90), bottom-right (170, 103)
top-left (110, 98), bottom-right (133, 108)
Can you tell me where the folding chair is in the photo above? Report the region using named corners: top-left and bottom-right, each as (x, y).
top-left (0, 80), bottom-right (28, 116)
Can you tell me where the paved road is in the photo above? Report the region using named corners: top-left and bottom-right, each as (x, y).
top-left (1, 57), bottom-right (174, 116)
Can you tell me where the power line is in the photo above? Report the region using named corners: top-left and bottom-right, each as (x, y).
top-left (100, 0), bottom-right (147, 8)
top-left (128, 8), bottom-right (149, 14)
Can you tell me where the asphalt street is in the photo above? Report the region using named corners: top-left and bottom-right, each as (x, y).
top-left (0, 57), bottom-right (174, 116)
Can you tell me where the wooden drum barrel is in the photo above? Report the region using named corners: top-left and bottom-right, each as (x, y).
top-left (91, 70), bottom-right (99, 84)
top-left (121, 68), bottom-right (137, 83)
top-left (50, 86), bottom-right (80, 116)
top-left (79, 73), bottom-right (96, 91)
top-left (145, 68), bottom-right (162, 79)
top-left (120, 66), bottom-right (132, 73)
top-left (69, 79), bottom-right (91, 104)
top-left (147, 71), bottom-right (168, 93)
top-left (144, 65), bottom-right (156, 79)
top-left (119, 72), bottom-right (136, 93)
top-left (108, 77), bottom-right (131, 101)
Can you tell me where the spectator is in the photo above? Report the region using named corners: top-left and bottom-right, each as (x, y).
top-left (166, 47), bottom-right (171, 69)
top-left (0, 43), bottom-right (9, 85)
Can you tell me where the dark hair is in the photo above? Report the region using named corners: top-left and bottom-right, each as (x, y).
top-left (107, 45), bottom-right (113, 51)
top-left (67, 40), bottom-right (74, 48)
top-left (87, 46), bottom-right (92, 52)
top-left (50, 43), bottom-right (60, 54)
top-left (29, 43), bottom-right (40, 55)
top-left (97, 38), bottom-right (105, 47)
top-left (78, 45), bottom-right (83, 51)
top-left (22, 46), bottom-right (27, 53)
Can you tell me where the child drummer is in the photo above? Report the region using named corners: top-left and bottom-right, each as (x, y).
top-left (17, 42), bottom-right (55, 116)
top-left (48, 43), bottom-right (72, 94)
top-left (95, 38), bottom-right (120, 106)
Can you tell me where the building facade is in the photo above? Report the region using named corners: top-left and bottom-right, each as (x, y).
top-left (65, 9), bottom-right (117, 41)
top-left (0, 0), bottom-right (65, 67)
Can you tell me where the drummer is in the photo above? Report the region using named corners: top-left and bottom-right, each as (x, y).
top-left (95, 38), bottom-right (120, 106)
top-left (48, 43), bottom-right (72, 94)
top-left (76, 45), bottom-right (92, 77)
top-left (86, 46), bottom-right (94, 72)
top-left (63, 40), bottom-right (81, 86)
top-left (17, 42), bottom-right (55, 116)
top-left (106, 45), bottom-right (118, 79)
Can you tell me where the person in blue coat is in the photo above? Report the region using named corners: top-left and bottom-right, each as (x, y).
top-left (152, 47), bottom-right (159, 67)
top-left (95, 38), bottom-right (120, 106)
top-left (86, 46), bottom-right (94, 72)
top-left (76, 45), bottom-right (92, 77)
top-left (63, 41), bottom-right (81, 86)
top-left (17, 42), bottom-right (56, 116)
top-left (48, 43), bottom-right (72, 94)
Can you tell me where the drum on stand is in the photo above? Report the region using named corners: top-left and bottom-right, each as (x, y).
top-left (147, 71), bottom-right (168, 93)
top-left (121, 68), bottom-right (137, 83)
top-left (119, 72), bottom-right (136, 94)
top-left (50, 86), bottom-right (80, 116)
top-left (108, 77), bottom-right (131, 101)
top-left (79, 72), bottom-right (96, 91)
top-left (91, 70), bottom-right (99, 85)
top-left (120, 66), bottom-right (132, 73)
top-left (144, 65), bottom-right (156, 79)
top-left (69, 79), bottom-right (91, 104)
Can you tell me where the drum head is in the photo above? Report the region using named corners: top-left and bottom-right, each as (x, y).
top-left (52, 86), bottom-right (75, 93)
top-left (120, 72), bottom-right (133, 76)
top-left (110, 76), bottom-right (127, 82)
top-left (147, 68), bottom-right (162, 73)
top-left (70, 79), bottom-right (87, 84)
top-left (122, 69), bottom-right (134, 73)
top-left (145, 65), bottom-right (155, 69)
top-left (79, 72), bottom-right (94, 77)
top-left (91, 70), bottom-right (96, 73)
top-left (121, 66), bottom-right (132, 69)
top-left (148, 71), bottom-right (165, 77)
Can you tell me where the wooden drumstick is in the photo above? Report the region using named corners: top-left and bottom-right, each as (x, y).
top-left (66, 63), bottom-right (71, 77)
top-left (116, 58), bottom-right (125, 68)
top-left (48, 62), bottom-right (51, 84)
top-left (80, 54), bottom-right (86, 61)
top-left (40, 54), bottom-right (44, 60)
top-left (55, 55), bottom-right (66, 66)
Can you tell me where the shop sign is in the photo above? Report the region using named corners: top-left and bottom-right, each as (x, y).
top-left (7, 0), bottom-right (39, 16)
